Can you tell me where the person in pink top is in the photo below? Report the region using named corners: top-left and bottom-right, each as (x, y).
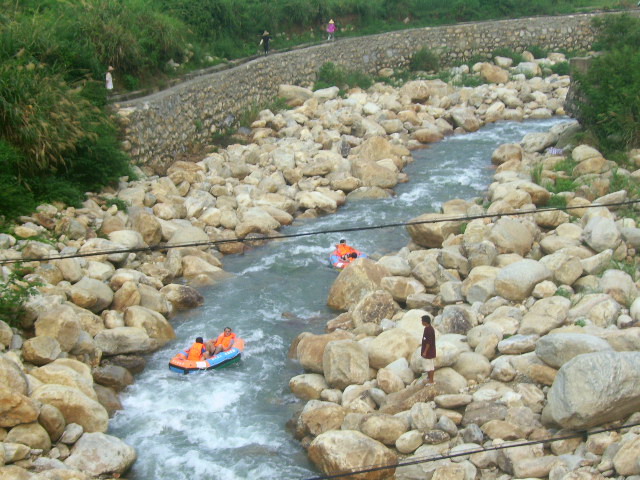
top-left (326, 19), bottom-right (336, 41)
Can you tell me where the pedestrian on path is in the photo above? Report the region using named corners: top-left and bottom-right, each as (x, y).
top-left (326, 19), bottom-right (336, 41)
top-left (260, 31), bottom-right (272, 55)
top-left (105, 65), bottom-right (114, 91)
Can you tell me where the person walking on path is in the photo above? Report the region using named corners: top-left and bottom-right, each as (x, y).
top-left (105, 65), bottom-right (114, 91)
top-left (259, 31), bottom-right (272, 55)
top-left (421, 314), bottom-right (437, 384)
top-left (326, 19), bottom-right (336, 41)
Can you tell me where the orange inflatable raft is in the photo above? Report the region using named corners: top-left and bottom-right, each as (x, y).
top-left (168, 338), bottom-right (245, 374)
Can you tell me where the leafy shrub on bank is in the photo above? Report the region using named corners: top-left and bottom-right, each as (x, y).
top-left (576, 45), bottom-right (640, 152)
top-left (0, 264), bottom-right (41, 329)
top-left (410, 47), bottom-right (440, 72)
top-left (550, 61), bottom-right (570, 75)
top-left (315, 62), bottom-right (374, 91)
top-left (492, 47), bottom-right (524, 65)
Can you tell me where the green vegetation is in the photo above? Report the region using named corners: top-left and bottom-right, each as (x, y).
top-left (492, 48), bottom-right (524, 65)
top-left (555, 286), bottom-right (573, 298)
top-left (575, 15), bottom-right (640, 153)
top-left (0, 264), bottom-right (41, 328)
top-left (315, 62), bottom-right (374, 92)
top-left (410, 47), bottom-right (440, 72)
top-left (550, 61), bottom-right (570, 76)
top-left (0, 0), bottom-right (635, 225)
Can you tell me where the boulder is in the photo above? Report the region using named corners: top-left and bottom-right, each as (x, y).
top-left (0, 385), bottom-right (39, 428)
top-left (289, 373), bottom-right (329, 400)
top-left (546, 351), bottom-right (640, 429)
top-left (308, 430), bottom-right (397, 480)
top-left (367, 328), bottom-right (420, 369)
top-left (123, 305), bottom-right (175, 346)
top-left (406, 213), bottom-right (463, 248)
top-left (296, 331), bottom-right (352, 374)
top-left (323, 340), bottom-right (369, 390)
top-left (70, 277), bottom-right (114, 313)
top-left (298, 400), bottom-right (347, 437)
top-left (159, 284), bottom-right (204, 310)
top-left (360, 413), bottom-right (410, 445)
top-left (489, 218), bottom-right (534, 256)
top-left (34, 304), bottom-right (82, 353)
top-left (351, 290), bottom-right (398, 328)
top-left (327, 259), bottom-right (390, 311)
top-left (535, 333), bottom-right (613, 368)
top-left (495, 260), bottom-right (551, 301)
top-left (22, 336), bottom-right (61, 366)
top-left (93, 326), bottom-right (154, 355)
top-left (64, 432), bottom-right (136, 476)
top-left (5, 422), bottom-right (51, 451)
top-left (32, 384), bottom-right (109, 433)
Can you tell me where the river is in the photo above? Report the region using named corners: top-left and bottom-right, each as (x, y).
top-left (109, 117), bottom-right (567, 480)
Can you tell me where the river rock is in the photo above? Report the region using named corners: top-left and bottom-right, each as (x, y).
top-left (546, 351), bottom-right (640, 429)
top-left (323, 340), bottom-right (369, 390)
top-left (123, 305), bottom-right (175, 346)
top-left (327, 259), bottom-right (390, 311)
top-left (582, 216), bottom-right (621, 253)
top-left (494, 259), bottom-right (551, 301)
top-left (361, 413), bottom-right (410, 445)
top-left (489, 218), bottom-right (534, 256)
top-left (308, 430), bottom-right (397, 480)
top-left (289, 373), bottom-right (329, 400)
top-left (297, 400), bottom-right (346, 438)
top-left (34, 304), bottom-right (82, 353)
top-left (32, 384), bottom-right (109, 433)
top-left (296, 330), bottom-right (352, 374)
top-left (38, 403), bottom-right (66, 442)
top-left (70, 277), bottom-right (114, 313)
top-left (535, 333), bottom-right (613, 368)
top-left (64, 432), bottom-right (136, 476)
top-left (159, 284), bottom-right (204, 310)
top-left (351, 290), bottom-right (398, 328)
top-left (22, 336), bottom-right (61, 366)
top-left (93, 326), bottom-right (153, 355)
top-left (0, 385), bottom-right (39, 428)
top-left (367, 328), bottom-right (420, 369)
top-left (31, 359), bottom-right (97, 400)
top-left (406, 213), bottom-right (464, 248)
top-left (5, 421), bottom-right (51, 451)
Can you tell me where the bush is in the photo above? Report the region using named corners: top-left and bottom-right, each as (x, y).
top-left (315, 62), bottom-right (373, 91)
top-left (550, 61), bottom-right (570, 76)
top-left (576, 45), bottom-right (640, 151)
top-left (527, 45), bottom-right (548, 59)
top-left (492, 47), bottom-right (524, 65)
top-left (410, 47), bottom-right (440, 72)
top-left (0, 264), bottom-right (41, 328)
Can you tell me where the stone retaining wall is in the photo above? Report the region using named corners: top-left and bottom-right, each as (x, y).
top-left (116, 11), bottom-right (628, 174)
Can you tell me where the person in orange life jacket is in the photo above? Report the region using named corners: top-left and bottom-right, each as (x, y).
top-left (186, 337), bottom-right (207, 361)
top-left (205, 327), bottom-right (236, 358)
top-left (335, 239), bottom-right (356, 260)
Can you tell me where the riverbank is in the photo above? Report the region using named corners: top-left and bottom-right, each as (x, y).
top-left (1, 49), bottom-right (637, 479)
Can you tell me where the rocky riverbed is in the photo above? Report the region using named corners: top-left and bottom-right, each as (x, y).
top-left (1, 50), bottom-right (640, 480)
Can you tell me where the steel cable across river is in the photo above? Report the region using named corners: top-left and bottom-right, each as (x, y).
top-left (108, 117), bottom-right (568, 480)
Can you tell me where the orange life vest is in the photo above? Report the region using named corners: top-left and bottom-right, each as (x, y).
top-left (214, 332), bottom-right (236, 351)
top-left (187, 342), bottom-right (205, 361)
top-left (336, 244), bottom-right (356, 257)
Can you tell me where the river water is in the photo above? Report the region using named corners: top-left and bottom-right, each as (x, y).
top-left (109, 117), bottom-right (567, 480)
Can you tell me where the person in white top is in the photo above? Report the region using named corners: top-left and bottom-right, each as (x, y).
top-left (105, 65), bottom-right (114, 91)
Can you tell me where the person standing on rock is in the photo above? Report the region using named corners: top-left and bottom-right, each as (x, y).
top-left (421, 314), bottom-right (436, 384)
top-left (259, 31), bottom-right (272, 55)
top-left (326, 19), bottom-right (336, 41)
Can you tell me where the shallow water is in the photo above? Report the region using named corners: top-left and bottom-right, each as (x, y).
top-left (109, 117), bottom-right (567, 480)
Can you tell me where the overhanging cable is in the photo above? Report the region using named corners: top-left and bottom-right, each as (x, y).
top-left (0, 198), bottom-right (638, 266)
